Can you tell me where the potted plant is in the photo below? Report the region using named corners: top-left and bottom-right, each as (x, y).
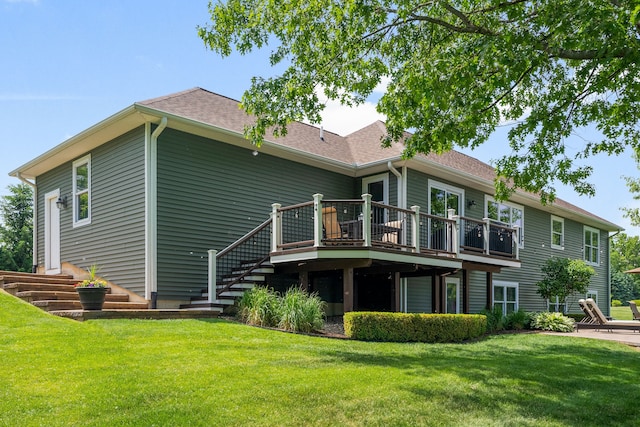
top-left (75, 264), bottom-right (109, 310)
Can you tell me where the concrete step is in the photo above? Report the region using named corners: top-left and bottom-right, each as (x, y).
top-left (16, 290), bottom-right (129, 303)
top-left (33, 300), bottom-right (149, 311)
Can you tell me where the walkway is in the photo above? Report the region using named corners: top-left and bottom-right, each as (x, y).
top-left (546, 329), bottom-right (640, 348)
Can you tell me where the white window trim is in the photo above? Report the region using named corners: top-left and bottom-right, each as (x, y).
top-left (428, 179), bottom-right (465, 217)
top-left (361, 173), bottom-right (389, 204)
top-left (550, 215), bottom-right (564, 250)
top-left (586, 290), bottom-right (598, 303)
top-left (445, 277), bottom-right (461, 314)
top-left (583, 226), bottom-right (600, 266)
top-left (484, 196), bottom-right (524, 248)
top-left (493, 280), bottom-right (519, 314)
top-left (72, 154), bottom-right (91, 227)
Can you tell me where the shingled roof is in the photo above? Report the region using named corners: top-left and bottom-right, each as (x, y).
top-left (136, 88), bottom-right (620, 230)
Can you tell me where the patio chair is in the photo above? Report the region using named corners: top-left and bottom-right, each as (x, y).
top-left (577, 299), bottom-right (598, 324)
top-left (577, 299), bottom-right (640, 332)
top-left (628, 301), bottom-right (640, 321)
top-left (381, 220), bottom-right (402, 244)
top-left (321, 206), bottom-right (346, 240)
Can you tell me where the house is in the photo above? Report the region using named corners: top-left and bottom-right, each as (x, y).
top-left (10, 88), bottom-right (621, 316)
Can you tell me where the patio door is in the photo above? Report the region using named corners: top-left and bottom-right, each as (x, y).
top-left (445, 277), bottom-right (460, 314)
top-left (44, 190), bottom-right (61, 274)
top-left (362, 174), bottom-right (389, 224)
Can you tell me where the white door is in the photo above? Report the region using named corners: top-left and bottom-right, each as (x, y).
top-left (44, 190), bottom-right (61, 274)
top-left (445, 277), bottom-right (460, 314)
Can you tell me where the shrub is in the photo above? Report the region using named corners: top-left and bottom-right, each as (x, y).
top-left (343, 312), bottom-right (487, 343)
top-left (278, 287), bottom-right (325, 333)
top-left (237, 286), bottom-right (280, 327)
top-left (481, 307), bottom-right (504, 333)
top-left (611, 299), bottom-right (623, 307)
top-left (530, 312), bottom-right (575, 332)
top-left (564, 313), bottom-right (586, 322)
top-left (238, 286), bottom-right (326, 333)
top-left (504, 309), bottom-right (532, 330)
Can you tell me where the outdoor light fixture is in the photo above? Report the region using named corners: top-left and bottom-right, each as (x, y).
top-left (56, 196), bottom-right (67, 209)
top-left (467, 199), bottom-right (476, 208)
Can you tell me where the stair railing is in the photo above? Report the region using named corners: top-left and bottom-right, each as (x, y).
top-left (210, 218), bottom-right (272, 302)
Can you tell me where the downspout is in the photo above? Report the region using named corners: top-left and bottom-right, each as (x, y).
top-left (387, 161), bottom-right (404, 209)
top-left (388, 162), bottom-right (408, 312)
top-left (16, 173), bottom-right (37, 273)
top-left (145, 117), bottom-right (167, 308)
top-left (607, 230), bottom-right (621, 317)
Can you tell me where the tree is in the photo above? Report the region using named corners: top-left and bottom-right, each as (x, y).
top-left (199, 1), bottom-right (640, 202)
top-left (536, 257), bottom-right (595, 312)
top-left (609, 233), bottom-right (640, 302)
top-left (0, 184), bottom-right (33, 272)
top-left (610, 271), bottom-right (638, 304)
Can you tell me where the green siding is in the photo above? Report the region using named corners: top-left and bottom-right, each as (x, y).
top-left (406, 168), bottom-right (611, 315)
top-left (156, 128), bottom-right (355, 299)
top-left (35, 127), bottom-right (147, 294)
top-left (406, 276), bottom-right (432, 313)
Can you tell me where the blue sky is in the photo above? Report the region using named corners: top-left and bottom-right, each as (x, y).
top-left (2, 0), bottom-right (639, 236)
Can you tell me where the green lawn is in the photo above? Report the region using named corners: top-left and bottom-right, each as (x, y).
top-left (2, 291), bottom-right (640, 427)
top-left (610, 305), bottom-right (634, 320)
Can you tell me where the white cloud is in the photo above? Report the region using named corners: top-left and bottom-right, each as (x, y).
top-left (318, 98), bottom-right (386, 136)
top-left (313, 82), bottom-right (388, 136)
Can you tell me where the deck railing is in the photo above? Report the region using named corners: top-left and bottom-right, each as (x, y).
top-left (209, 194), bottom-right (519, 298)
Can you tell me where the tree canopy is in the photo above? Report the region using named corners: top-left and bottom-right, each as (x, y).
top-left (535, 257), bottom-right (595, 311)
top-left (199, 0), bottom-right (640, 201)
top-left (0, 184), bottom-right (33, 272)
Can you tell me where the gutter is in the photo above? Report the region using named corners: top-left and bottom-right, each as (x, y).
top-left (145, 117), bottom-right (168, 308)
top-left (15, 173), bottom-right (37, 273)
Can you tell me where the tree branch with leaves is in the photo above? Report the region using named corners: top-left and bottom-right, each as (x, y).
top-left (200, 0), bottom-right (640, 202)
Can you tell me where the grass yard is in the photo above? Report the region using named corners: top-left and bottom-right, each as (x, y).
top-left (1, 291), bottom-right (639, 427)
top-left (610, 305), bottom-right (634, 320)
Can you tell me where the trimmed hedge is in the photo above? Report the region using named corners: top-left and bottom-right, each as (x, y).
top-left (344, 312), bottom-right (487, 343)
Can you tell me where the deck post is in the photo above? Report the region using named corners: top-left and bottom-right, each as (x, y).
top-left (343, 267), bottom-right (354, 312)
top-left (513, 226), bottom-right (520, 259)
top-left (313, 194), bottom-right (323, 247)
top-left (271, 203), bottom-right (282, 252)
top-left (482, 217), bottom-right (491, 255)
top-left (361, 193), bottom-right (372, 247)
top-left (208, 249), bottom-right (217, 303)
top-left (448, 209), bottom-right (459, 256)
top-left (411, 205), bottom-right (420, 252)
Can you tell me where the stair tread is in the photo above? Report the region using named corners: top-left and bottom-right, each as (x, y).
top-left (33, 300), bottom-right (148, 310)
top-left (4, 283), bottom-right (99, 293)
top-left (16, 290), bottom-right (129, 302)
top-left (0, 275), bottom-right (79, 285)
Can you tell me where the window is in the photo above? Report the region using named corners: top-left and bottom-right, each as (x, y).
top-left (73, 155), bottom-right (91, 227)
top-left (486, 197), bottom-right (524, 247)
top-left (493, 281), bottom-right (518, 315)
top-left (428, 180), bottom-right (463, 217)
top-left (551, 216), bottom-right (564, 250)
top-left (547, 296), bottom-right (566, 313)
top-left (584, 226), bottom-right (600, 265)
top-left (586, 290), bottom-right (598, 303)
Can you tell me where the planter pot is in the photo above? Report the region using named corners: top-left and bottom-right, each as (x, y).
top-left (76, 287), bottom-right (109, 310)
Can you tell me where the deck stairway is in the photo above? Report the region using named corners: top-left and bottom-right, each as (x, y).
top-left (180, 260), bottom-right (274, 312)
top-left (1, 270), bottom-right (219, 321)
